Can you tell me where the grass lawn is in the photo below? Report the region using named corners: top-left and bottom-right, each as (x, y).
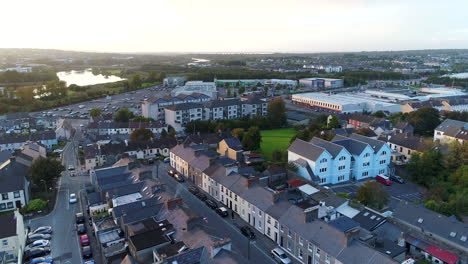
top-left (260, 128), bottom-right (296, 160)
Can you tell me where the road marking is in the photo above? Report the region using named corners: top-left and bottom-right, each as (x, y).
top-left (67, 189), bottom-right (70, 210)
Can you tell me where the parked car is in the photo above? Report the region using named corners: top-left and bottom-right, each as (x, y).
top-left (68, 165), bottom-right (75, 171)
top-left (84, 261), bottom-right (95, 264)
top-left (80, 234), bottom-right (90, 246)
top-left (76, 212), bottom-right (85, 224)
top-left (167, 169), bottom-right (175, 176)
top-left (28, 256), bottom-right (53, 264)
top-left (25, 239), bottom-right (50, 251)
top-left (82, 246), bottom-right (93, 259)
top-left (188, 186), bottom-right (199, 194)
top-left (69, 193), bottom-right (78, 204)
top-left (376, 175), bottom-right (393, 186)
top-left (216, 207), bottom-right (229, 217)
top-left (30, 226), bottom-right (52, 235)
top-left (27, 234), bottom-right (51, 243)
top-left (23, 247), bottom-right (51, 261)
top-left (205, 199), bottom-right (217, 209)
top-left (271, 248), bottom-right (292, 264)
top-left (240, 226), bottom-right (255, 239)
top-left (195, 192), bottom-right (207, 201)
top-left (77, 224), bottom-right (86, 235)
top-left (163, 157), bottom-right (170, 163)
top-left (390, 175), bottom-right (405, 184)
top-left (173, 174), bottom-right (185, 182)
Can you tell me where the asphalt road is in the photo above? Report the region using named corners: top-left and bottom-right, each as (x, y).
top-left (28, 128), bottom-right (88, 264)
top-left (155, 163), bottom-right (295, 264)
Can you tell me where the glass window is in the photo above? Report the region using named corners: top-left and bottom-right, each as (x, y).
top-left (326, 254), bottom-right (331, 263)
top-left (13, 192), bottom-right (20, 198)
top-left (308, 242), bottom-right (313, 251)
top-left (287, 240), bottom-right (292, 250)
top-left (1, 193), bottom-right (7, 200)
top-left (2, 240), bottom-right (7, 246)
top-left (299, 236), bottom-right (303, 245)
top-left (0, 204), bottom-right (5, 210)
top-left (7, 202), bottom-right (13, 209)
top-left (316, 248), bottom-right (321, 256)
top-left (288, 230), bottom-right (292, 237)
top-left (298, 248), bottom-right (303, 259)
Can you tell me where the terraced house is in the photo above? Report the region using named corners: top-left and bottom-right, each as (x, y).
top-left (288, 134), bottom-right (391, 185)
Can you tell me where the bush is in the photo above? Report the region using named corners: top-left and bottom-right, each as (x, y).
top-left (21, 199), bottom-right (48, 213)
top-left (336, 192), bottom-right (350, 199)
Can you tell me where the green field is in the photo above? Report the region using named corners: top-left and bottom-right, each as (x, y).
top-left (260, 128), bottom-right (296, 160)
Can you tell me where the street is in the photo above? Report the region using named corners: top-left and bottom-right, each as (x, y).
top-left (28, 128), bottom-right (88, 264)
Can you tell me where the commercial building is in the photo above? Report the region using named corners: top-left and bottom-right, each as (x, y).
top-left (171, 81), bottom-right (217, 99)
top-left (299, 78), bottom-right (344, 89)
top-left (292, 92), bottom-right (401, 114)
top-left (0, 67), bottom-right (32, 73)
top-left (215, 79), bottom-right (297, 87)
top-left (162, 77), bottom-right (185, 87)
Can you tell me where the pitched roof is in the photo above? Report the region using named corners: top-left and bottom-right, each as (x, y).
top-left (352, 208), bottom-right (387, 231)
top-left (310, 137), bottom-right (347, 158)
top-left (0, 213), bottom-right (17, 238)
top-left (222, 137), bottom-right (242, 150)
top-left (288, 139), bottom-right (326, 161)
top-left (113, 196), bottom-right (162, 219)
top-left (332, 135), bottom-right (368, 156)
top-left (165, 102), bottom-right (204, 111)
top-left (0, 160), bottom-right (27, 193)
top-left (393, 201), bottom-right (468, 251)
top-left (0, 131), bottom-right (56, 145)
top-left (129, 227), bottom-right (171, 251)
top-left (435, 119), bottom-right (467, 133)
top-left (382, 133), bottom-right (427, 151)
top-left (349, 134), bottom-right (387, 153)
top-left (121, 204), bottom-right (165, 225)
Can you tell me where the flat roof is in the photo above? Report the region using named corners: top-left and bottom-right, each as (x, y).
top-left (112, 193), bottom-right (143, 207)
top-left (298, 184), bottom-right (320, 196)
top-left (292, 92), bottom-right (398, 107)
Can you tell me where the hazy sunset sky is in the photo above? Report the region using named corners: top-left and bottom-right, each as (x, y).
top-left (2, 0), bottom-right (467, 53)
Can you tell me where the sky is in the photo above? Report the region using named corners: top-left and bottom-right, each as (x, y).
top-left (1, 0), bottom-right (468, 53)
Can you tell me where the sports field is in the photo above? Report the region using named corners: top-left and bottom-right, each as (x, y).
top-left (260, 128), bottom-right (296, 160)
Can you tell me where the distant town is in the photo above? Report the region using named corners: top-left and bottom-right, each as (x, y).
top-left (0, 48), bottom-right (467, 264)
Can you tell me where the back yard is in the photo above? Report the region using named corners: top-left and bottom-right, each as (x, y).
top-left (260, 128), bottom-right (296, 160)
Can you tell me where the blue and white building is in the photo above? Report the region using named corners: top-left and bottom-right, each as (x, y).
top-left (288, 134), bottom-right (391, 184)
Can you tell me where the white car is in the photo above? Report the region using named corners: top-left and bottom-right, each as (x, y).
top-left (25, 239), bottom-right (50, 251)
top-left (68, 165), bottom-right (75, 171)
top-left (271, 248), bottom-right (292, 264)
top-left (69, 193), bottom-right (77, 204)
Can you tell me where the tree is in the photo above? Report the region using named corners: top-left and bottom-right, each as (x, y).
top-left (114, 108), bottom-right (134, 122)
top-left (242, 126), bottom-right (262, 151)
top-left (408, 107), bottom-right (440, 135)
top-left (89, 108), bottom-right (102, 117)
top-left (356, 180), bottom-right (388, 209)
top-left (238, 86), bottom-right (245, 94)
top-left (327, 115), bottom-right (340, 129)
top-left (267, 97), bottom-right (287, 128)
top-left (146, 72), bottom-right (158, 82)
top-left (232, 128), bottom-right (244, 141)
top-left (408, 150), bottom-right (445, 187)
top-left (15, 86), bottom-right (35, 101)
top-left (272, 149), bottom-right (285, 162)
top-left (168, 126), bottom-right (176, 138)
top-left (371, 110), bottom-right (386, 118)
top-left (133, 116), bottom-right (154, 122)
top-left (160, 128), bottom-right (168, 138)
top-left (130, 128), bottom-right (154, 142)
top-left (130, 74), bottom-right (143, 89)
top-left (29, 157), bottom-right (65, 188)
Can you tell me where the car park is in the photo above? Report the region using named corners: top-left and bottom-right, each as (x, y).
top-left (30, 226), bottom-right (52, 235)
top-left (28, 256), bottom-right (54, 264)
top-left (77, 223), bottom-right (86, 234)
top-left (69, 193), bottom-right (78, 203)
top-left (195, 192), bottom-right (207, 201)
top-left (23, 247), bottom-right (51, 261)
top-left (390, 175), bottom-right (405, 184)
top-left (240, 226), bottom-right (255, 239)
top-left (82, 246), bottom-right (93, 259)
top-left (215, 207), bottom-right (229, 217)
top-left (205, 199), bottom-right (217, 209)
top-left (271, 248), bottom-right (292, 264)
top-left (27, 234), bottom-right (51, 243)
top-left (80, 234), bottom-right (90, 246)
top-left (376, 175), bottom-right (393, 186)
top-left (76, 212), bottom-right (85, 224)
top-left (187, 186), bottom-right (198, 194)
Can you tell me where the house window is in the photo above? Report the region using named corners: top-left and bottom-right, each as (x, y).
top-left (379, 169), bottom-right (385, 174)
top-left (316, 248), bottom-right (321, 256)
top-left (339, 156), bottom-right (346, 161)
top-left (363, 162), bottom-right (370, 167)
top-left (287, 240), bottom-right (292, 251)
top-left (381, 151), bottom-right (386, 155)
top-left (280, 225), bottom-right (284, 232)
top-left (320, 178), bottom-right (327, 183)
top-left (338, 175), bottom-right (345, 181)
top-left (320, 158), bottom-right (327, 163)
top-left (326, 254), bottom-right (331, 263)
top-left (242, 209), bottom-right (245, 216)
top-left (299, 236), bottom-right (304, 245)
top-left (288, 230), bottom-right (292, 238)
top-left (1, 193), bottom-right (7, 200)
top-left (364, 153), bottom-right (370, 158)
top-left (362, 171), bottom-right (369, 177)
top-left (338, 165), bottom-right (345, 170)
top-left (7, 202), bottom-right (13, 209)
top-left (2, 240), bottom-right (7, 246)
top-left (298, 248), bottom-right (304, 259)
top-left (267, 216), bottom-right (271, 224)
top-left (380, 160), bottom-right (386, 164)
top-left (308, 242), bottom-right (313, 251)
top-left (258, 211), bottom-right (262, 217)
top-left (408, 150), bottom-right (411, 155)
top-left (274, 221), bottom-right (278, 228)
top-left (0, 204), bottom-right (5, 210)
top-left (267, 227), bottom-right (271, 236)
top-left (319, 168), bottom-right (327, 173)
top-left (13, 192), bottom-right (20, 198)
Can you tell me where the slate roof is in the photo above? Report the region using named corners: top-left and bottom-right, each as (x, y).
top-left (435, 119), bottom-right (467, 133)
top-left (0, 151), bottom-right (12, 164)
top-left (310, 137), bottom-right (346, 158)
top-left (393, 201), bottom-right (468, 251)
top-left (165, 103), bottom-right (204, 111)
top-left (222, 137), bottom-right (242, 150)
top-left (106, 182), bottom-right (146, 198)
top-left (88, 192), bottom-right (103, 206)
top-left (204, 99), bottom-right (242, 108)
top-left (0, 214), bottom-right (17, 238)
top-left (329, 216), bottom-right (360, 232)
top-left (352, 208), bottom-right (387, 231)
top-left (382, 133), bottom-right (427, 151)
top-left (288, 139), bottom-right (325, 161)
top-left (129, 227), bottom-right (171, 251)
top-left (349, 133), bottom-right (386, 153)
top-left (0, 130), bottom-right (56, 144)
top-left (113, 196), bottom-right (162, 219)
top-left (286, 111), bottom-right (309, 121)
top-left (0, 160), bottom-right (27, 193)
top-left (394, 121), bottom-right (412, 130)
top-left (162, 246), bottom-right (207, 264)
top-left (121, 203), bottom-right (165, 225)
top-left (87, 121), bottom-right (166, 129)
top-left (332, 136), bottom-right (368, 156)
top-left (94, 165), bottom-right (128, 182)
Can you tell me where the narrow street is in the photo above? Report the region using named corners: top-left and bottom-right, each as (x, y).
top-left (28, 129), bottom-right (87, 264)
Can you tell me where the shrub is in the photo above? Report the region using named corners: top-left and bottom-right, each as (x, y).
top-left (22, 199), bottom-right (48, 213)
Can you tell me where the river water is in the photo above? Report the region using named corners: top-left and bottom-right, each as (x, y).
top-left (57, 68), bottom-right (125, 86)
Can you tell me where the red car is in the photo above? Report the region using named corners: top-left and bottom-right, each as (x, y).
top-left (376, 175), bottom-right (392, 186)
top-left (80, 234), bottom-right (90, 246)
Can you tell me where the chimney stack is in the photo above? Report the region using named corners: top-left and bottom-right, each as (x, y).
top-left (210, 238), bottom-right (232, 258)
top-left (166, 198), bottom-right (183, 210)
top-left (246, 178), bottom-right (259, 188)
top-left (304, 207), bottom-right (318, 223)
top-left (397, 232), bottom-right (406, 247)
top-left (344, 229), bottom-right (360, 247)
